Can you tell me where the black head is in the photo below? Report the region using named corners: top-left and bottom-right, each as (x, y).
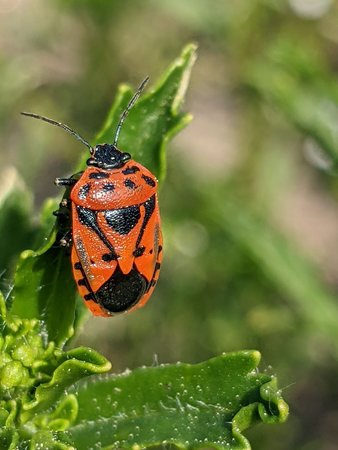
top-left (87, 144), bottom-right (131, 169)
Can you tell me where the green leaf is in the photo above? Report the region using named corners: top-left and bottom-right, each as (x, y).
top-left (10, 44), bottom-right (196, 345)
top-left (1, 297), bottom-right (111, 447)
top-left (9, 184), bottom-right (78, 350)
top-left (0, 290), bottom-right (6, 331)
top-left (10, 239), bottom-right (76, 348)
top-left (28, 430), bottom-right (74, 450)
top-left (67, 351), bottom-right (288, 449)
top-left (45, 394), bottom-right (78, 431)
top-left (0, 168), bottom-right (37, 275)
top-left (91, 42), bottom-right (196, 182)
top-left (21, 347), bottom-right (111, 421)
top-left (0, 428), bottom-right (19, 450)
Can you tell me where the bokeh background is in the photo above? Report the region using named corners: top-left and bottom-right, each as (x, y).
top-left (1, 1), bottom-right (338, 449)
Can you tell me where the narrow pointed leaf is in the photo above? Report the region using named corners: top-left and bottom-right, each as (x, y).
top-left (92, 42), bottom-right (197, 182)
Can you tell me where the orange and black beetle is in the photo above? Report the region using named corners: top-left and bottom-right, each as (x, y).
top-left (22, 78), bottom-right (163, 316)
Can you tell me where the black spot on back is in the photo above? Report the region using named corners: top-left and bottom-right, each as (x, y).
top-left (78, 183), bottom-right (91, 200)
top-left (95, 267), bottom-right (147, 313)
top-left (122, 166), bottom-right (140, 175)
top-left (142, 174), bottom-right (156, 187)
top-left (89, 171), bottom-right (110, 179)
top-left (102, 182), bottom-right (115, 192)
top-left (105, 205), bottom-right (141, 235)
top-left (124, 179), bottom-right (137, 190)
top-left (74, 262), bottom-right (82, 270)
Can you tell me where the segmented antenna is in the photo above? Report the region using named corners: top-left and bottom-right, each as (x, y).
top-left (113, 76), bottom-right (149, 147)
top-left (20, 112), bottom-right (93, 153)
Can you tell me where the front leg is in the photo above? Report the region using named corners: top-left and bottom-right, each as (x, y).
top-left (55, 171), bottom-right (83, 187)
top-left (55, 177), bottom-right (78, 187)
top-left (59, 230), bottom-right (72, 248)
top-left (54, 187), bottom-right (73, 249)
top-left (53, 198), bottom-right (71, 217)
top-left (54, 198), bottom-right (72, 249)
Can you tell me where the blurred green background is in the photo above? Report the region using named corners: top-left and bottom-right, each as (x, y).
top-left (1, 1), bottom-right (338, 449)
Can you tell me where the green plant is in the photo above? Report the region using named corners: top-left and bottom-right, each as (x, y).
top-left (0, 44), bottom-right (288, 449)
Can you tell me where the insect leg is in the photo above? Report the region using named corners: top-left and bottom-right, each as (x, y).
top-left (55, 177), bottom-right (78, 186)
top-left (59, 231), bottom-right (72, 248)
top-left (54, 197), bottom-right (73, 249)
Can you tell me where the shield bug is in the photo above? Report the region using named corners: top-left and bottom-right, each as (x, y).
top-left (22, 78), bottom-right (162, 316)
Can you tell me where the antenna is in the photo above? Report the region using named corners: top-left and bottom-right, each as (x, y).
top-left (113, 76), bottom-right (149, 147)
top-left (20, 112), bottom-right (93, 153)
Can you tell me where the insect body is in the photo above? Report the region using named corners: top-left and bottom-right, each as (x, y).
top-left (22, 78), bottom-right (163, 316)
